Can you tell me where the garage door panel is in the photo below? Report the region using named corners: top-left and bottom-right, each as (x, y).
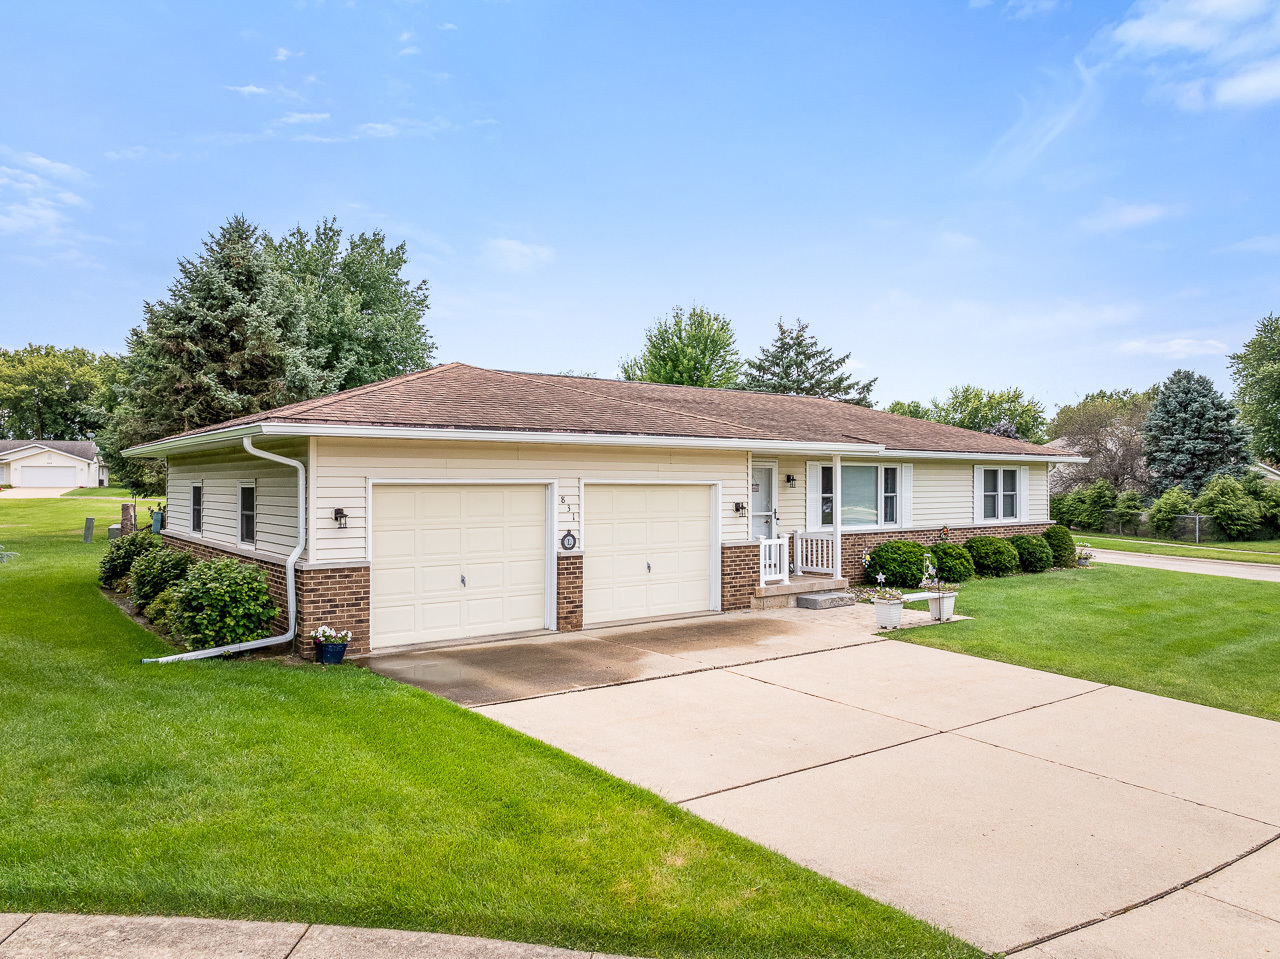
top-left (583, 484), bottom-right (713, 626)
top-left (372, 484), bottom-right (547, 650)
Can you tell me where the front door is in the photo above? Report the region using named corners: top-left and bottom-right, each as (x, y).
top-left (751, 465), bottom-right (775, 539)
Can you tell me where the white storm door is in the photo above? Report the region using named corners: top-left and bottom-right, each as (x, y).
top-left (583, 484), bottom-right (712, 626)
top-left (371, 484), bottom-right (547, 650)
top-left (750, 466), bottom-right (775, 539)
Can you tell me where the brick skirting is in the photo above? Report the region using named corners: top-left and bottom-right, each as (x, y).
top-left (840, 523), bottom-right (1053, 583)
top-left (160, 534), bottom-right (371, 658)
top-left (720, 542), bottom-right (759, 611)
top-left (557, 553), bottom-right (583, 631)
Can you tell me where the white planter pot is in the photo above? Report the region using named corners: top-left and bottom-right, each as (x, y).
top-left (928, 592), bottom-right (958, 622)
top-left (874, 599), bottom-right (904, 629)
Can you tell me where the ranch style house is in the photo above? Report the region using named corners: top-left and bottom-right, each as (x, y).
top-left (126, 364), bottom-right (1085, 658)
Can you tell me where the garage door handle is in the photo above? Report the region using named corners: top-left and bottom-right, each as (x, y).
top-left (460, 574), bottom-right (466, 587)
top-left (646, 562), bottom-right (651, 573)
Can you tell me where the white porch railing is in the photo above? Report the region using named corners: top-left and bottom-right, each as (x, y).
top-left (792, 530), bottom-right (837, 576)
top-left (759, 536), bottom-right (790, 586)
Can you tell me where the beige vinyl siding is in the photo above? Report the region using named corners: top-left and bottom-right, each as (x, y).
top-left (165, 440), bottom-right (307, 560)
top-left (312, 437), bottom-right (748, 565)
top-left (774, 455), bottom-right (809, 533)
top-left (1026, 462), bottom-right (1049, 521)
top-left (909, 461), bottom-right (975, 529)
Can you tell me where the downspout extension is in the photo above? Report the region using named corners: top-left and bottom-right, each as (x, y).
top-left (143, 437), bottom-right (307, 664)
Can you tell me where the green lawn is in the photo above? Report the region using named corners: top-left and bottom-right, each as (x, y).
top-left (900, 565), bottom-right (1280, 722)
top-left (60, 486), bottom-right (142, 499)
top-left (0, 497), bottom-right (975, 959)
top-left (1079, 533), bottom-right (1280, 565)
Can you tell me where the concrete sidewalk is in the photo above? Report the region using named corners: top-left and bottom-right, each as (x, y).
top-left (0, 913), bottom-right (640, 958)
top-left (1090, 547), bottom-right (1280, 582)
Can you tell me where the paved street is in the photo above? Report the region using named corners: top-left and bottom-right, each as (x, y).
top-left (1091, 546), bottom-right (1280, 583)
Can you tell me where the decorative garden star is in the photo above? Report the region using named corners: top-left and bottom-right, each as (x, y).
top-left (875, 572), bottom-right (886, 585)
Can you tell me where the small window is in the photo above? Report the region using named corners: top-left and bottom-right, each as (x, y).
top-left (240, 484), bottom-right (256, 544)
top-left (982, 468), bottom-right (1017, 521)
top-left (883, 467), bottom-right (898, 524)
top-left (191, 484), bottom-right (203, 533)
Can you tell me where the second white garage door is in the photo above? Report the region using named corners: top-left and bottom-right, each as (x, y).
top-left (371, 484), bottom-right (548, 650)
top-left (20, 466), bottom-right (78, 487)
top-left (583, 484), bottom-right (713, 626)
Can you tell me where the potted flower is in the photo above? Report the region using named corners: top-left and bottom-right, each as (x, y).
top-left (920, 575), bottom-right (959, 622)
top-left (869, 586), bottom-right (904, 629)
top-left (310, 625), bottom-right (352, 664)
top-left (1076, 549), bottom-right (1094, 568)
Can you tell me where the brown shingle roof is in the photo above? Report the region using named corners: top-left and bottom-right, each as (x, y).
top-left (153, 363), bottom-right (1068, 457)
top-left (0, 439), bottom-right (99, 462)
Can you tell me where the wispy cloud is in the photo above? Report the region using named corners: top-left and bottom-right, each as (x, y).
top-left (0, 150), bottom-right (93, 248)
top-left (1106, 0), bottom-right (1280, 110)
top-left (273, 47), bottom-right (300, 61)
top-left (481, 238), bottom-right (555, 273)
top-left (1007, 0), bottom-right (1059, 19)
top-left (1228, 233), bottom-right (1280, 253)
top-left (936, 230), bottom-right (981, 251)
top-left (398, 46), bottom-right (420, 56)
top-left (227, 84), bottom-right (268, 96)
top-left (1079, 199), bottom-right (1175, 232)
top-left (1120, 337), bottom-right (1226, 358)
top-left (438, 22), bottom-right (457, 30)
top-left (275, 112), bottom-right (330, 125)
top-left (225, 83), bottom-right (301, 101)
top-left (356, 122), bottom-right (398, 138)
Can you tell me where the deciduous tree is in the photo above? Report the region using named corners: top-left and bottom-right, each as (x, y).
top-left (0, 344), bottom-right (108, 440)
top-left (620, 305), bottom-right (741, 388)
top-left (1229, 313), bottom-right (1280, 464)
top-left (1046, 387), bottom-right (1156, 493)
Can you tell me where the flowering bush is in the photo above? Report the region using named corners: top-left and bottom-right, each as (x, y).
top-left (310, 625), bottom-right (353, 645)
top-left (868, 586), bottom-right (903, 602)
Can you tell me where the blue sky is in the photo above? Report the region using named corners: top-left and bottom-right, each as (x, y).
top-left (2, 0), bottom-right (1279, 412)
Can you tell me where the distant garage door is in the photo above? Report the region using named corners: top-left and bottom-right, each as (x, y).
top-left (371, 484), bottom-right (549, 650)
top-left (20, 466), bottom-right (78, 487)
top-left (583, 484), bottom-right (713, 627)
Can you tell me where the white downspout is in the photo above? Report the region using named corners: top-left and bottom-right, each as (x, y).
top-left (143, 436), bottom-right (307, 664)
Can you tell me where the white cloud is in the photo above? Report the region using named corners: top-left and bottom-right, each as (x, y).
top-left (356, 122), bottom-right (398, 138)
top-left (0, 152), bottom-right (93, 244)
top-left (105, 146), bottom-right (147, 160)
top-left (936, 230), bottom-right (981, 251)
top-left (273, 47), bottom-right (300, 61)
top-left (399, 46), bottom-right (420, 56)
top-left (227, 84), bottom-right (268, 96)
top-left (438, 22), bottom-right (458, 30)
top-left (1215, 55), bottom-right (1280, 104)
top-left (276, 112), bottom-right (330, 124)
top-left (1228, 233), bottom-right (1280, 252)
top-left (1120, 337), bottom-right (1227, 358)
top-left (481, 238), bottom-right (555, 273)
top-left (1007, 0), bottom-right (1059, 18)
top-left (1079, 199), bottom-right (1175, 232)
top-left (13, 152), bottom-right (88, 182)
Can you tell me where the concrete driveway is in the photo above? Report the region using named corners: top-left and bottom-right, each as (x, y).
top-left (0, 487), bottom-right (75, 499)
top-left (371, 608), bottom-right (1280, 957)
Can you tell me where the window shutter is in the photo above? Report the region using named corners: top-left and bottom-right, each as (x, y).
top-left (973, 465), bottom-right (984, 524)
top-left (806, 461), bottom-right (821, 531)
top-left (901, 464), bottom-right (913, 528)
top-left (1020, 465), bottom-right (1030, 521)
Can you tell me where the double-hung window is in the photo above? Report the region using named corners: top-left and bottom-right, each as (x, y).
top-left (813, 464), bottom-right (900, 529)
top-left (239, 483), bottom-right (256, 544)
top-left (191, 484), bottom-right (203, 533)
top-left (981, 468), bottom-right (1018, 520)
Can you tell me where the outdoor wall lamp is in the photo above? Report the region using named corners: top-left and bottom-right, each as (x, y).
top-left (333, 507), bottom-right (348, 529)
top-left (733, 501), bottom-right (747, 515)
top-left (785, 474), bottom-right (797, 488)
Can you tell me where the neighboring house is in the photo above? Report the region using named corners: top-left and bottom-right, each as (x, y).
top-left (127, 364), bottom-right (1085, 658)
top-left (0, 440), bottom-right (107, 488)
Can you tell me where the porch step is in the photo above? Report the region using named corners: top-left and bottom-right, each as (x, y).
top-left (796, 591), bottom-right (860, 610)
top-left (753, 574), bottom-right (849, 599)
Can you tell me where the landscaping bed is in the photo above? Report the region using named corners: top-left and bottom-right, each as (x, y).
top-left (0, 496), bottom-right (978, 959)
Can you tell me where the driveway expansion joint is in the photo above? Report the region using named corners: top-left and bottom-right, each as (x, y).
top-left (283, 922), bottom-right (313, 958)
top-left (0, 914), bottom-right (32, 947)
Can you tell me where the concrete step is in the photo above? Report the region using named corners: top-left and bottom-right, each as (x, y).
top-left (796, 591), bottom-right (860, 610)
top-left (754, 575), bottom-right (849, 598)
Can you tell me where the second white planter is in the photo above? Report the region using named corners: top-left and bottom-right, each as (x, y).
top-left (928, 591), bottom-right (958, 622)
top-left (874, 599), bottom-right (904, 629)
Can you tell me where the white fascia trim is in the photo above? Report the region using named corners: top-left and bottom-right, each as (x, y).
top-left (126, 422), bottom-right (888, 458)
top-left (0, 445), bottom-right (96, 464)
top-left (882, 448), bottom-right (1088, 464)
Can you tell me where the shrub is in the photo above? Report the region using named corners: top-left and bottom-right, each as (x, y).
top-left (1113, 490), bottom-right (1145, 532)
top-left (864, 540), bottom-right (928, 588)
top-left (1041, 524), bottom-right (1076, 567)
top-left (963, 536), bottom-right (1020, 576)
top-left (129, 547), bottom-right (196, 610)
top-left (1075, 479), bottom-right (1117, 530)
top-left (1193, 475), bottom-right (1261, 539)
top-left (1007, 534), bottom-right (1053, 573)
top-left (168, 558), bottom-right (278, 650)
top-left (98, 530), bottom-right (160, 587)
top-left (1148, 486), bottom-right (1193, 536)
top-left (146, 587), bottom-right (180, 631)
top-left (928, 541), bottom-right (974, 582)
top-left (1050, 490), bottom-right (1084, 528)
top-left (1241, 469), bottom-right (1280, 536)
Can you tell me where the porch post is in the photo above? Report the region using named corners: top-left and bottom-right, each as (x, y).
top-left (831, 453), bottom-right (842, 579)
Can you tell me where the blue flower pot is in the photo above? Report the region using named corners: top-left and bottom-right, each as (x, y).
top-left (315, 642), bottom-right (347, 665)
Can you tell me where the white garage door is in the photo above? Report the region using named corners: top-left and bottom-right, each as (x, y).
top-left (371, 484), bottom-right (548, 650)
top-left (20, 466), bottom-right (78, 487)
top-left (583, 484), bottom-right (713, 626)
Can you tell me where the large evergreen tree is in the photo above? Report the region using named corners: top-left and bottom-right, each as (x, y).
top-left (0, 345), bottom-right (109, 440)
top-left (1143, 369), bottom-right (1252, 496)
top-left (739, 319), bottom-right (875, 406)
top-left (619, 305), bottom-right (741, 388)
top-left (266, 218), bottom-right (434, 391)
top-left (1229, 313), bottom-right (1280, 464)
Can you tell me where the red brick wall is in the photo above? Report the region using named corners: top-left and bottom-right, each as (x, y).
top-left (721, 542), bottom-right (758, 611)
top-left (557, 553), bottom-right (583, 631)
top-left (840, 523), bottom-right (1053, 583)
top-left (160, 534), bottom-right (370, 658)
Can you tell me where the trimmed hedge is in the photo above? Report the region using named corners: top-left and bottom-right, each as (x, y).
top-left (864, 540), bottom-right (928, 588)
top-left (168, 558), bottom-right (278, 651)
top-left (1042, 524), bottom-right (1075, 567)
top-left (129, 547), bottom-right (196, 610)
top-left (928, 541), bottom-right (975, 582)
top-left (1007, 534), bottom-right (1053, 573)
top-left (963, 536), bottom-right (1020, 577)
top-left (99, 530), bottom-right (160, 586)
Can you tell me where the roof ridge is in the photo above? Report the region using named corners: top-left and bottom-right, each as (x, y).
top-left (489, 368), bottom-right (786, 441)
